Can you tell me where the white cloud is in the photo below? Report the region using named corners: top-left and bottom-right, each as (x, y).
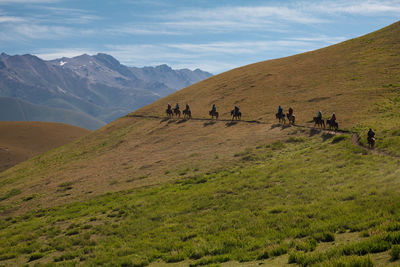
top-left (307, 0), bottom-right (400, 15)
top-left (34, 48), bottom-right (99, 60)
top-left (0, 15), bottom-right (25, 23)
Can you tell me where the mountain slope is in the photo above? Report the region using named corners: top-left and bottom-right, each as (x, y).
top-left (0, 121), bottom-right (90, 172)
top-left (0, 21), bottom-right (400, 266)
top-left (0, 97), bottom-right (105, 130)
top-left (1, 20), bottom-right (400, 213)
top-left (0, 53), bottom-right (212, 125)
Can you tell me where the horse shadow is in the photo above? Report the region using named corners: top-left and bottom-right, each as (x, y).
top-left (309, 128), bottom-right (321, 137)
top-left (226, 121), bottom-right (238, 127)
top-left (177, 119), bottom-right (188, 124)
top-left (321, 132), bottom-right (335, 141)
top-left (160, 117), bottom-right (169, 123)
top-left (203, 120), bottom-right (216, 127)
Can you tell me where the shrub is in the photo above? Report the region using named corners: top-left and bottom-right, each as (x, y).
top-left (390, 245), bottom-right (400, 261)
top-left (28, 252), bottom-right (44, 262)
top-left (314, 232), bottom-right (335, 242)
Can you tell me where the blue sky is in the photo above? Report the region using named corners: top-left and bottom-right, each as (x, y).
top-left (0, 0), bottom-right (399, 73)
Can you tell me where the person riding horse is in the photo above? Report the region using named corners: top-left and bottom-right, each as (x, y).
top-left (175, 103), bottom-right (180, 111)
top-left (278, 105), bottom-right (283, 116)
top-left (211, 104), bottom-right (216, 113)
top-left (367, 128), bottom-right (375, 147)
top-left (331, 112), bottom-right (336, 123)
top-left (234, 105), bottom-right (240, 116)
top-left (184, 103), bottom-right (190, 112)
top-left (317, 110), bottom-right (322, 119)
top-left (288, 107), bottom-right (293, 116)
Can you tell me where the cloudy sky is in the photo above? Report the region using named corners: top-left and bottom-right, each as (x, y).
top-left (0, 0), bottom-right (399, 73)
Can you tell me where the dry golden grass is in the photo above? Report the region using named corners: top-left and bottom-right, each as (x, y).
top-left (1, 21), bottom-right (400, 216)
top-left (0, 121), bottom-right (90, 172)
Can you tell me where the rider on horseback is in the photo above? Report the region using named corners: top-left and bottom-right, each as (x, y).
top-left (288, 107), bottom-right (293, 116)
top-left (167, 103), bottom-right (172, 111)
top-left (331, 112), bottom-right (336, 122)
top-left (317, 110), bottom-right (322, 119)
top-left (211, 104), bottom-right (216, 113)
top-left (185, 103), bottom-right (190, 112)
top-left (175, 103), bottom-right (180, 111)
top-left (368, 128), bottom-right (375, 140)
top-left (234, 105), bottom-right (240, 115)
top-left (278, 105), bottom-right (283, 115)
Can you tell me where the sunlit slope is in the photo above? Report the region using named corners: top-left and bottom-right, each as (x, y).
top-left (0, 122), bottom-right (90, 171)
top-left (1, 21), bottom-right (400, 215)
top-left (137, 21), bottom-right (400, 128)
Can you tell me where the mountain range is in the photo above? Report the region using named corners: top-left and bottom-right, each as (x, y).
top-left (0, 53), bottom-right (212, 129)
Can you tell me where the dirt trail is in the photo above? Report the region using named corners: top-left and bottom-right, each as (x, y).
top-left (128, 114), bottom-right (399, 159)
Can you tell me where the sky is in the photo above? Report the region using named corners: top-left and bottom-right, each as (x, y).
top-left (0, 0), bottom-right (399, 74)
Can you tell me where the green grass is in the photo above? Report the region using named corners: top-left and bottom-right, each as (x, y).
top-left (1, 134), bottom-right (400, 265)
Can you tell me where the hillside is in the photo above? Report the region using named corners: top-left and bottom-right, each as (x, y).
top-left (0, 121), bottom-right (90, 172)
top-left (0, 21), bottom-right (400, 266)
top-left (0, 97), bottom-right (105, 130)
top-left (0, 53), bottom-right (212, 126)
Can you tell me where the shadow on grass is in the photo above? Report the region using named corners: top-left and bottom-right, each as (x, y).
top-left (160, 118), bottom-right (170, 123)
top-left (322, 132), bottom-right (335, 141)
top-left (309, 128), bottom-right (322, 137)
top-left (203, 121), bottom-right (216, 127)
top-left (177, 119), bottom-right (188, 124)
top-left (226, 121), bottom-right (238, 127)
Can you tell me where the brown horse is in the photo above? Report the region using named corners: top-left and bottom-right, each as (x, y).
top-left (313, 117), bottom-right (325, 128)
top-left (287, 113), bottom-right (295, 124)
top-left (183, 109), bottom-right (191, 119)
top-left (209, 110), bottom-right (219, 119)
top-left (173, 108), bottom-right (181, 118)
top-left (166, 108), bottom-right (173, 118)
top-left (326, 119), bottom-right (338, 130)
top-left (276, 112), bottom-right (286, 124)
top-left (368, 137), bottom-right (375, 149)
top-left (231, 110), bottom-right (241, 120)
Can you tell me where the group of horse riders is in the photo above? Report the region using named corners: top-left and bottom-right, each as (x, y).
top-left (166, 103), bottom-right (241, 120)
top-left (165, 103), bottom-right (376, 148)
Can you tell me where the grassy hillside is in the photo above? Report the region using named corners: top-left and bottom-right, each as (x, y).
top-left (0, 21), bottom-right (400, 266)
top-left (0, 97), bottom-right (106, 130)
top-left (0, 121), bottom-right (90, 172)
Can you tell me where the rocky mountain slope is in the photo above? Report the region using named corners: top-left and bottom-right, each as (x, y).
top-left (0, 53), bottom-right (212, 127)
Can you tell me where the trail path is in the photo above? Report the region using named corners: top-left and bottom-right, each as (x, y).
top-left (127, 114), bottom-right (399, 158)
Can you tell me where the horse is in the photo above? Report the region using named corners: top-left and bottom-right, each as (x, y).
top-left (173, 108), bottom-right (181, 118)
top-left (313, 117), bottom-right (325, 128)
top-left (183, 109), bottom-right (191, 119)
top-left (166, 108), bottom-right (173, 118)
top-left (209, 110), bottom-right (219, 120)
top-left (368, 137), bottom-right (375, 149)
top-left (287, 113), bottom-right (295, 124)
top-left (231, 110), bottom-right (241, 121)
top-left (326, 119), bottom-right (338, 130)
top-left (276, 112), bottom-right (286, 124)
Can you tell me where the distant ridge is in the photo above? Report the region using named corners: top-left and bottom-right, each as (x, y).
top-left (0, 97), bottom-right (105, 130)
top-left (0, 53), bottom-right (212, 128)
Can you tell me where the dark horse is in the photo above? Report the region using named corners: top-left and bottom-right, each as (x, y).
top-left (276, 112), bottom-right (286, 124)
top-left (231, 110), bottom-right (241, 120)
top-left (173, 108), bottom-right (181, 118)
top-left (326, 119), bottom-right (338, 130)
top-left (166, 108), bottom-right (173, 118)
top-left (287, 113), bottom-right (295, 124)
top-left (209, 110), bottom-right (219, 119)
top-left (313, 117), bottom-right (325, 128)
top-left (183, 109), bottom-right (191, 119)
top-left (368, 136), bottom-right (375, 149)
